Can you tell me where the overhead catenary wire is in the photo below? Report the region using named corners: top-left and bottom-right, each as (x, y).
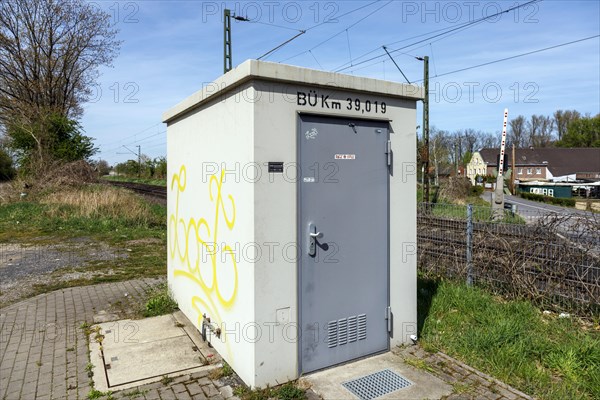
top-left (278, 0), bottom-right (393, 64)
top-left (95, 122), bottom-right (161, 147)
top-left (334, 0), bottom-right (542, 73)
top-left (411, 35), bottom-right (600, 83)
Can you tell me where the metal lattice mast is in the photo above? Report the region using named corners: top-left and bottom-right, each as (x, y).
top-left (224, 9), bottom-right (232, 73)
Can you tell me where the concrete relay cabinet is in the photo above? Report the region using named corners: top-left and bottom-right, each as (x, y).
top-left (163, 60), bottom-right (423, 387)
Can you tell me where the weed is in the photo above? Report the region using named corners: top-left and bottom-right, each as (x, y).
top-left (66, 347), bottom-right (75, 352)
top-left (452, 381), bottom-right (477, 394)
top-left (85, 362), bottom-right (94, 378)
top-left (122, 388), bottom-right (148, 398)
top-left (233, 382), bottom-right (306, 400)
top-left (36, 360), bottom-right (42, 367)
top-left (87, 388), bottom-right (112, 399)
top-left (160, 375), bottom-right (173, 386)
top-left (404, 357), bottom-right (435, 374)
top-left (276, 382), bottom-right (306, 400)
top-left (209, 362), bottom-right (234, 380)
top-left (144, 283), bottom-right (178, 317)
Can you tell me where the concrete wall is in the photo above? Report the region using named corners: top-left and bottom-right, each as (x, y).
top-left (166, 83), bottom-right (257, 385)
top-left (165, 60), bottom-right (421, 388)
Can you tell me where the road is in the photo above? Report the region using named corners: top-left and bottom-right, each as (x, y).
top-left (481, 191), bottom-right (596, 218)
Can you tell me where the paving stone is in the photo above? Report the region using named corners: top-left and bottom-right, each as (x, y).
top-left (171, 383), bottom-right (187, 393)
top-left (143, 388), bottom-right (161, 400)
top-left (219, 385), bottom-right (234, 398)
top-left (187, 383), bottom-right (204, 396)
top-left (190, 371), bottom-right (208, 379)
top-left (202, 384), bottom-right (220, 398)
top-left (196, 376), bottom-right (211, 386)
top-left (158, 388), bottom-right (178, 400)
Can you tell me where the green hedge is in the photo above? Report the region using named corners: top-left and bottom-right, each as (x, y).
top-left (520, 191), bottom-right (576, 207)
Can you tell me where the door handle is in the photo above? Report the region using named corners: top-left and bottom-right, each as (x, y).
top-left (308, 223), bottom-right (322, 257)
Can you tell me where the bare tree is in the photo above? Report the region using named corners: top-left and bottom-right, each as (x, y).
top-left (528, 115), bottom-right (554, 147)
top-left (508, 115), bottom-right (527, 147)
top-left (554, 109), bottom-right (581, 140)
top-left (479, 131), bottom-right (500, 149)
top-left (0, 0), bottom-right (120, 155)
top-left (430, 127), bottom-right (450, 185)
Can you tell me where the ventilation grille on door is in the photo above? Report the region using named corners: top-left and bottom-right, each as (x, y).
top-left (327, 313), bottom-right (367, 348)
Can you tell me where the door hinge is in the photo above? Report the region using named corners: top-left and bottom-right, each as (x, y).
top-left (385, 306), bottom-right (392, 333)
top-left (386, 140), bottom-right (393, 175)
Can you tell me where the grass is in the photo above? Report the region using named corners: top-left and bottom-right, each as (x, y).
top-left (102, 175), bottom-right (166, 187)
top-left (428, 202), bottom-right (526, 224)
top-left (143, 283), bottom-right (178, 317)
top-left (418, 277), bottom-right (600, 400)
top-left (0, 184), bottom-right (166, 306)
top-left (233, 382), bottom-right (306, 400)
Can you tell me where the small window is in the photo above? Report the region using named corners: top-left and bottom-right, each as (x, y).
top-left (518, 168), bottom-right (523, 175)
top-left (536, 168), bottom-right (542, 174)
top-left (527, 168), bottom-right (532, 175)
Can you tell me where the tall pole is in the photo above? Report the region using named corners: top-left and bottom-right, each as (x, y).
top-left (224, 9), bottom-right (232, 73)
top-left (422, 56), bottom-right (430, 203)
top-left (137, 145), bottom-right (141, 178)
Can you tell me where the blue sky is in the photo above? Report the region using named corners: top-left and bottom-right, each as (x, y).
top-left (81, 0), bottom-right (600, 165)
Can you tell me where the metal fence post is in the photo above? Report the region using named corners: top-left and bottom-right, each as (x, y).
top-left (466, 204), bottom-right (473, 286)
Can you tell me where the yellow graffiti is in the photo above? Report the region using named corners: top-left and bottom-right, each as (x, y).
top-left (169, 165), bottom-right (238, 356)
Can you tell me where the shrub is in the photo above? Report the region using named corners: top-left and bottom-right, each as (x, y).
top-left (470, 185), bottom-right (484, 196)
top-left (520, 191), bottom-right (575, 207)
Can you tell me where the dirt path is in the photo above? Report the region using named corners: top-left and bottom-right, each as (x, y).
top-left (0, 238), bottom-right (128, 307)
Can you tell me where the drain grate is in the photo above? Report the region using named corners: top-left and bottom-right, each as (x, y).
top-left (342, 369), bottom-right (412, 400)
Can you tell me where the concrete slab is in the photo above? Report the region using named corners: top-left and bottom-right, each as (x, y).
top-left (104, 335), bottom-right (202, 386)
top-left (89, 313), bottom-right (219, 392)
top-left (300, 351), bottom-right (452, 400)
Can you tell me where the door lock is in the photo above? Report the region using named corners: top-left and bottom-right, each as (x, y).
top-left (308, 223), bottom-right (322, 257)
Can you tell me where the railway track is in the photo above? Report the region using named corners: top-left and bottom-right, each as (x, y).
top-left (104, 180), bottom-right (167, 201)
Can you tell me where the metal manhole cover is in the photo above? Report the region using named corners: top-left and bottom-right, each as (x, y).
top-left (342, 369), bottom-right (412, 400)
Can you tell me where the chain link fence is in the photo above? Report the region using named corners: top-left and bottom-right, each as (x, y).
top-left (417, 202), bottom-right (600, 317)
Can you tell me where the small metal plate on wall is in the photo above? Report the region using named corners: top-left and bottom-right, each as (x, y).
top-left (268, 162), bottom-right (284, 173)
top-left (342, 369), bottom-right (413, 400)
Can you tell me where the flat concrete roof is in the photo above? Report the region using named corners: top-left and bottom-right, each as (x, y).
top-left (163, 59), bottom-right (424, 123)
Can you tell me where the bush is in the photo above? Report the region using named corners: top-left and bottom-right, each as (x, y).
top-left (470, 185), bottom-right (484, 196)
top-left (520, 191), bottom-right (576, 207)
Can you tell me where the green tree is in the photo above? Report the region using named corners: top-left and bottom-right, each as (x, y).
top-left (8, 113), bottom-right (96, 166)
top-left (1, 0), bottom-right (119, 175)
top-left (556, 114), bottom-right (600, 147)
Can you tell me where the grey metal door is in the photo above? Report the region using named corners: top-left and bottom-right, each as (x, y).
top-left (299, 114), bottom-right (390, 373)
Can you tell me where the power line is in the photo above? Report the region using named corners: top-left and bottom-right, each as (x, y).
top-left (99, 130), bottom-right (166, 154)
top-left (334, 0), bottom-right (541, 73)
top-left (412, 35), bottom-right (600, 83)
top-left (306, 0), bottom-right (381, 32)
top-left (278, 1), bottom-right (393, 63)
top-left (257, 30), bottom-right (306, 60)
top-left (95, 122), bottom-right (161, 147)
